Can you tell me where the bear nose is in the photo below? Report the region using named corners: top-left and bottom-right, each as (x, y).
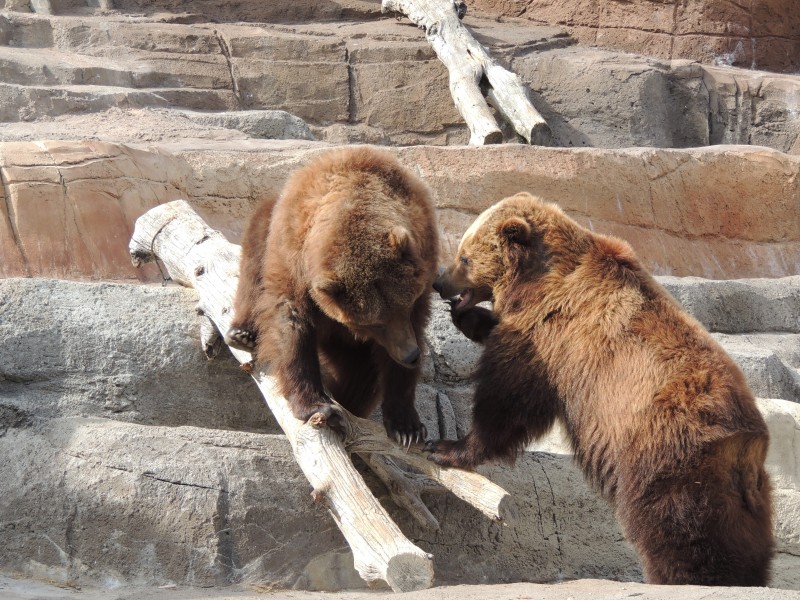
top-left (432, 266), bottom-right (446, 295)
top-left (403, 347), bottom-right (421, 367)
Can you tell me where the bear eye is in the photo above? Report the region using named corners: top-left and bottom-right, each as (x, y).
top-left (459, 255), bottom-right (470, 267)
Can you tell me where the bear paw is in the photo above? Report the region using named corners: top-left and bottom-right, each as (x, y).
top-left (424, 439), bottom-right (477, 470)
top-left (383, 413), bottom-right (427, 448)
top-left (224, 326), bottom-right (257, 352)
top-left (448, 302), bottom-right (498, 344)
top-left (301, 402), bottom-right (350, 440)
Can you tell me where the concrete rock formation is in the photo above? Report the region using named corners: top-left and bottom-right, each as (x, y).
top-left (469, 0), bottom-right (800, 74)
top-left (1, 11), bottom-right (799, 151)
top-left (1, 277), bottom-right (799, 591)
top-left (1, 0), bottom-right (800, 595)
top-left (1, 141), bottom-right (799, 282)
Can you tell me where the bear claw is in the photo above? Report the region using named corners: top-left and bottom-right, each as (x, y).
top-left (391, 425), bottom-right (427, 449)
top-left (225, 326), bottom-right (257, 352)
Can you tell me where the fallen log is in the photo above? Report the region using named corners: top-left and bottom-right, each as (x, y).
top-left (383, 0), bottom-right (551, 146)
top-left (129, 199), bottom-right (516, 591)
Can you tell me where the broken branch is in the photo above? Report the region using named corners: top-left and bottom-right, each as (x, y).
top-left (382, 0), bottom-right (551, 145)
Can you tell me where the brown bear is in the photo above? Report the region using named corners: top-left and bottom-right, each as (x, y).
top-left (427, 192), bottom-right (774, 586)
top-left (225, 147), bottom-right (439, 443)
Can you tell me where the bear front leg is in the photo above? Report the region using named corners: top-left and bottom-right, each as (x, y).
top-left (448, 302), bottom-right (499, 344)
top-left (273, 299), bottom-right (347, 437)
top-left (380, 356), bottom-right (427, 446)
top-left (225, 197), bottom-right (276, 352)
top-left (426, 337), bottom-right (559, 469)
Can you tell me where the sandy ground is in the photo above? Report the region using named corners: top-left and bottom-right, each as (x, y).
top-left (3, 575), bottom-right (800, 600)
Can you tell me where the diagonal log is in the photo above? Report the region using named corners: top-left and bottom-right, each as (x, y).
top-left (383, 0), bottom-right (551, 146)
top-left (129, 199), bottom-right (516, 591)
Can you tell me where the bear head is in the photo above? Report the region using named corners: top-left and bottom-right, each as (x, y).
top-left (434, 192), bottom-right (580, 309)
top-left (309, 217), bottom-right (434, 369)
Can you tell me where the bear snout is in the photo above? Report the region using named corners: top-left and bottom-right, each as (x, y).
top-left (433, 265), bottom-right (462, 299)
top-left (432, 266), bottom-right (447, 295)
top-left (402, 346), bottom-right (421, 367)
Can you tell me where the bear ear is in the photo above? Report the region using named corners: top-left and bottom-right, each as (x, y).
top-left (313, 276), bottom-right (345, 301)
top-left (497, 216), bottom-right (531, 246)
top-left (388, 226), bottom-right (417, 261)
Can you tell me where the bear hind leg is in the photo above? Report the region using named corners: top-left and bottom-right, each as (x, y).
top-left (622, 444), bottom-right (773, 586)
top-left (322, 342), bottom-right (381, 419)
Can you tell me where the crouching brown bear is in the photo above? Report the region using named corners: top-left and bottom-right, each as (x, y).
top-left (225, 147), bottom-right (439, 443)
top-left (428, 192), bottom-right (774, 586)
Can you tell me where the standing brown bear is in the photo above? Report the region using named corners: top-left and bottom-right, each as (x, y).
top-left (226, 147), bottom-right (439, 443)
top-left (428, 192), bottom-right (774, 586)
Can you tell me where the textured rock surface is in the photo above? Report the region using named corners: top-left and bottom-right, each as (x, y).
top-left (7, 577), bottom-right (800, 600)
top-left (2, 0), bottom-right (800, 595)
top-left (1, 140), bottom-right (799, 282)
top-left (469, 0), bottom-right (800, 74)
top-left (1, 11), bottom-right (799, 151)
top-left (1, 277), bottom-right (799, 591)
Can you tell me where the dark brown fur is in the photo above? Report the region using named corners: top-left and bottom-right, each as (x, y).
top-left (428, 192), bottom-right (774, 586)
top-left (226, 148), bottom-right (439, 442)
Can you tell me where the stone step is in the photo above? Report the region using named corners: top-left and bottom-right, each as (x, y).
top-left (428, 292), bottom-right (800, 407)
top-left (659, 276), bottom-right (800, 334)
top-left (0, 278), bottom-right (278, 433)
top-left (20, 0), bottom-right (385, 22)
top-left (1, 404), bottom-right (796, 591)
top-left (0, 46), bottom-right (232, 90)
top-left (1, 141), bottom-right (798, 282)
top-left (714, 334), bottom-right (800, 403)
top-left (0, 82), bottom-right (239, 120)
top-left (0, 416), bottom-right (637, 589)
top-left (0, 107), bottom-right (316, 144)
top-left (1, 11), bottom-right (798, 152)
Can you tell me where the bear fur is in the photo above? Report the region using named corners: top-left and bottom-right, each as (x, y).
top-left (428, 192), bottom-right (774, 586)
top-left (226, 147), bottom-right (439, 442)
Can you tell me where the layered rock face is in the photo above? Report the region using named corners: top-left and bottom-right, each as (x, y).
top-left (1, 278), bottom-right (799, 590)
top-left (1, 0), bottom-right (800, 595)
top-left (469, 0), bottom-right (800, 74)
top-left (1, 11), bottom-right (799, 151)
top-left (2, 141), bottom-right (799, 282)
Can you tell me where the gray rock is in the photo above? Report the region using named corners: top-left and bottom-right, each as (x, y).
top-left (1, 277), bottom-right (800, 591)
top-left (0, 278), bottom-right (276, 432)
top-left (713, 334), bottom-right (800, 403)
top-left (658, 276), bottom-right (800, 334)
top-left (424, 300), bottom-right (482, 383)
top-left (0, 417), bottom-right (637, 590)
top-left (178, 110), bottom-right (315, 141)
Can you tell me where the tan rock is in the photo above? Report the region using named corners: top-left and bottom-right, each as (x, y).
top-left (1, 140), bottom-right (798, 281)
top-left (0, 141), bottom-right (185, 280)
top-left (470, 0), bottom-right (800, 73)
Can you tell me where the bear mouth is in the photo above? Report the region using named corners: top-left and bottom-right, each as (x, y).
top-left (452, 288), bottom-right (474, 310)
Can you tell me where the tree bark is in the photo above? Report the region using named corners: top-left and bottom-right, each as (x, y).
top-left (382, 0), bottom-right (551, 146)
top-left (129, 200), bottom-right (516, 591)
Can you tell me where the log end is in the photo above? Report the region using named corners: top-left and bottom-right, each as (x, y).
top-left (497, 493), bottom-right (519, 527)
top-left (385, 552), bottom-right (434, 592)
top-left (483, 130), bottom-right (504, 145)
top-left (528, 122), bottom-right (553, 147)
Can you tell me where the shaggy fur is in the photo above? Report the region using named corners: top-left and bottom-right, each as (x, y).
top-left (428, 192), bottom-right (774, 586)
top-left (226, 148), bottom-right (439, 441)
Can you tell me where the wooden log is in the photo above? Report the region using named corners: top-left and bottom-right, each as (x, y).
top-left (382, 0), bottom-right (551, 146)
top-left (129, 199), bottom-right (516, 591)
